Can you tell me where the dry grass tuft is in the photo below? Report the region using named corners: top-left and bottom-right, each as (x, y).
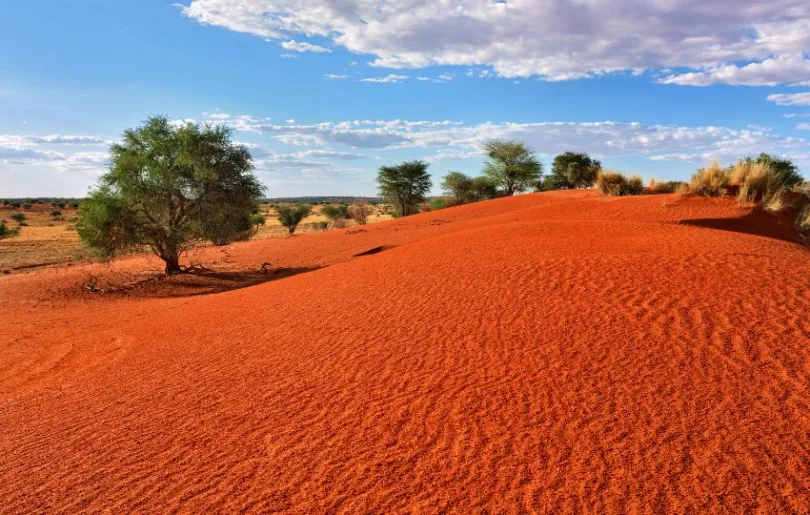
top-left (688, 162), bottom-right (729, 197)
top-left (597, 170), bottom-right (644, 196)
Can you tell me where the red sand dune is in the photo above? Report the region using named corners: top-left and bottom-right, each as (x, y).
top-left (1, 191), bottom-right (809, 513)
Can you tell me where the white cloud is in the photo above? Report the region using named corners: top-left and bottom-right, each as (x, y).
top-left (280, 40), bottom-right (331, 53)
top-left (205, 112), bottom-right (231, 120)
top-left (767, 92), bottom-right (810, 106)
top-left (324, 73), bottom-right (349, 80)
top-left (359, 74), bottom-right (409, 84)
top-left (227, 118), bottom-right (810, 166)
top-left (279, 53), bottom-right (297, 58)
top-left (797, 123), bottom-right (810, 130)
top-left (180, 0), bottom-right (810, 84)
top-left (659, 55), bottom-right (810, 86)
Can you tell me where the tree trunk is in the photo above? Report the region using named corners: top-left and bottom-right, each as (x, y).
top-left (161, 251), bottom-right (182, 274)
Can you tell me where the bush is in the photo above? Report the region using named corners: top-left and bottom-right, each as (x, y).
top-left (0, 221), bottom-right (19, 239)
top-left (10, 202), bottom-right (21, 209)
top-left (688, 162), bottom-right (730, 196)
top-left (729, 161), bottom-right (775, 204)
top-left (50, 210), bottom-right (63, 218)
top-left (429, 197), bottom-right (449, 210)
top-left (647, 179), bottom-right (683, 194)
top-left (23, 203), bottom-right (32, 210)
top-left (596, 171), bottom-right (644, 196)
top-left (313, 221), bottom-right (329, 231)
top-left (321, 204), bottom-right (349, 221)
top-left (332, 218), bottom-right (348, 229)
top-left (276, 204), bottom-right (311, 234)
top-left (349, 202), bottom-right (372, 225)
top-left (10, 213), bottom-right (26, 223)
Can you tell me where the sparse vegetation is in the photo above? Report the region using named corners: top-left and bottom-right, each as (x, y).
top-left (546, 152), bottom-right (602, 190)
top-left (596, 171), bottom-right (644, 196)
top-left (0, 221), bottom-right (19, 240)
top-left (11, 213), bottom-right (26, 224)
top-left (687, 162), bottom-right (730, 197)
top-left (276, 204), bottom-right (312, 234)
top-left (322, 204), bottom-right (350, 224)
top-left (77, 116), bottom-right (264, 273)
top-left (377, 160), bottom-right (433, 217)
top-left (349, 202), bottom-right (372, 225)
top-left (50, 210), bottom-right (63, 218)
top-left (483, 140), bottom-right (543, 196)
top-left (647, 179), bottom-right (683, 194)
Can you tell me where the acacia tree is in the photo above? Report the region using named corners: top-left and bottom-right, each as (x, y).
top-left (77, 116), bottom-right (264, 274)
top-left (441, 171), bottom-right (474, 204)
top-left (377, 160), bottom-right (433, 216)
top-left (483, 140), bottom-right (543, 196)
top-left (276, 204), bottom-right (311, 234)
top-left (548, 152), bottom-right (602, 189)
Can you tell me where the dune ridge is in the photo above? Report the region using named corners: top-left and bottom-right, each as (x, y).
top-left (1, 191), bottom-right (809, 513)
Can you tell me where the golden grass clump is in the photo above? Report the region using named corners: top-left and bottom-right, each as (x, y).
top-left (596, 170), bottom-right (644, 196)
top-left (648, 178), bottom-right (683, 194)
top-left (687, 162), bottom-right (729, 196)
top-left (730, 162), bottom-right (776, 204)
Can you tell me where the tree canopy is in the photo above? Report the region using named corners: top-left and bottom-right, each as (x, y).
top-left (441, 171), bottom-right (474, 204)
top-left (482, 140), bottom-right (543, 196)
top-left (276, 204), bottom-right (312, 234)
top-left (548, 152), bottom-right (602, 189)
top-left (77, 116), bottom-right (264, 274)
top-left (377, 160), bottom-right (433, 216)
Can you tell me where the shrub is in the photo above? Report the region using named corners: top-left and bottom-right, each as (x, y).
top-left (0, 221), bottom-right (19, 239)
top-left (321, 204), bottom-right (349, 221)
top-left (313, 221), bottom-right (329, 231)
top-left (50, 210), bottom-right (63, 218)
top-left (729, 162), bottom-right (775, 204)
top-left (23, 203), bottom-right (32, 210)
top-left (349, 202), bottom-right (372, 225)
top-left (276, 204), bottom-right (311, 234)
top-left (2, 200), bottom-right (8, 206)
top-left (332, 218), bottom-right (348, 229)
top-left (10, 213), bottom-right (26, 223)
top-left (10, 202), bottom-right (20, 209)
top-left (688, 162), bottom-right (730, 196)
top-left (71, 202), bottom-right (80, 209)
top-left (647, 179), bottom-right (683, 194)
top-left (57, 202), bottom-right (66, 209)
top-left (249, 213), bottom-right (265, 226)
top-left (429, 197), bottom-right (448, 211)
top-left (596, 170), bottom-right (644, 196)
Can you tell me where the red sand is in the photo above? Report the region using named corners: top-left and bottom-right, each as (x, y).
top-left (1, 191), bottom-right (809, 513)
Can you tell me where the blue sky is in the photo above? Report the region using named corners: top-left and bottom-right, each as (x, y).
top-left (3, 0), bottom-right (810, 197)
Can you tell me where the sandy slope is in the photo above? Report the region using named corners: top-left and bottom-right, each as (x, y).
top-left (1, 191), bottom-right (809, 513)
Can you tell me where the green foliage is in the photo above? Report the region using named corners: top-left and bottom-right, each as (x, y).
top-left (470, 176), bottom-right (500, 201)
top-left (0, 221), bottom-right (19, 239)
top-left (50, 210), bottom-right (63, 218)
top-left (10, 213), bottom-right (26, 223)
top-left (429, 197), bottom-right (448, 211)
top-left (482, 140), bottom-right (542, 196)
top-left (23, 203), bottom-right (32, 210)
top-left (321, 204), bottom-right (350, 221)
top-left (441, 171), bottom-right (474, 203)
top-left (549, 152), bottom-right (602, 189)
top-left (249, 213), bottom-right (265, 226)
top-left (276, 204), bottom-right (311, 234)
top-left (10, 202), bottom-right (20, 209)
top-left (76, 116), bottom-right (264, 273)
top-left (744, 153), bottom-right (803, 187)
top-left (377, 160), bottom-right (433, 217)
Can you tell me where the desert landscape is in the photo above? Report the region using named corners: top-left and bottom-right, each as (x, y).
top-left (2, 188), bottom-right (810, 512)
top-left (7, 1), bottom-right (810, 512)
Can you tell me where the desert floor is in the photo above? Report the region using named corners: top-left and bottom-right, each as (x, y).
top-left (1, 190), bottom-right (809, 513)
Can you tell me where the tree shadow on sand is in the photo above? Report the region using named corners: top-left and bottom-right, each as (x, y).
top-left (94, 266), bottom-right (322, 299)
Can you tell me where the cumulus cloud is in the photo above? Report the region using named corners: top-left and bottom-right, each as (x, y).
top-left (180, 0), bottom-right (810, 84)
top-left (797, 123), bottom-right (810, 130)
top-left (227, 118), bottom-right (810, 165)
top-left (659, 55), bottom-right (810, 86)
top-left (767, 92), bottom-right (810, 106)
top-left (280, 40), bottom-right (331, 53)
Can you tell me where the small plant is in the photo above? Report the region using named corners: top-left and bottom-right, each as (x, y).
top-left (51, 210), bottom-right (63, 218)
top-left (23, 203), bottom-right (32, 210)
top-left (349, 201), bottom-right (372, 225)
top-left (10, 213), bottom-right (26, 223)
top-left (276, 204), bottom-right (311, 234)
top-left (762, 189), bottom-right (789, 213)
top-left (0, 221), bottom-right (19, 239)
top-left (596, 170), bottom-right (644, 196)
top-left (313, 221), bottom-right (329, 231)
top-left (687, 162), bottom-right (730, 196)
top-left (10, 202), bottom-right (21, 209)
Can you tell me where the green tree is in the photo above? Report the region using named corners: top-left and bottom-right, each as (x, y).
top-left (744, 153), bottom-right (803, 187)
top-left (549, 152), bottom-right (601, 189)
top-left (482, 140), bottom-right (543, 196)
top-left (377, 160), bottom-right (433, 216)
top-left (470, 176), bottom-right (500, 201)
top-left (276, 204), bottom-right (311, 234)
top-left (441, 171), bottom-right (474, 203)
top-left (321, 204), bottom-right (350, 221)
top-left (77, 116), bottom-right (264, 274)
